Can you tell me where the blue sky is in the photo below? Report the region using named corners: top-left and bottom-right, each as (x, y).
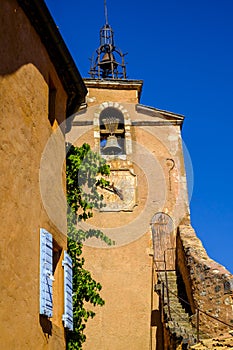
top-left (45, 0), bottom-right (233, 272)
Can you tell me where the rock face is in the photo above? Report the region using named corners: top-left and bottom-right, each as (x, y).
top-left (177, 225), bottom-right (233, 338)
top-left (191, 334), bottom-right (233, 349)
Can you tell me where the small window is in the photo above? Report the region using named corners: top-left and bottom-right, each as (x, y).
top-left (48, 78), bottom-right (57, 126)
top-left (99, 107), bottom-right (125, 155)
top-left (53, 241), bottom-right (62, 275)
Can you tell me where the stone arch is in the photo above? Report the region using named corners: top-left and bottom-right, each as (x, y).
top-left (93, 102), bottom-right (132, 158)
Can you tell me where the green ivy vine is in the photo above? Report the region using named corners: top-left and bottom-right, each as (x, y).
top-left (66, 143), bottom-right (113, 349)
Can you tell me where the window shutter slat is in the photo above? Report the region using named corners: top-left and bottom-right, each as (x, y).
top-left (40, 228), bottom-right (53, 317)
top-left (62, 250), bottom-right (73, 331)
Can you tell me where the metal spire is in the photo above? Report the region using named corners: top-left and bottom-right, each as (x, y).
top-left (104, 0), bottom-right (108, 25)
top-left (89, 1), bottom-right (127, 80)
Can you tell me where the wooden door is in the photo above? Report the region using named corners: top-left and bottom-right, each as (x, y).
top-left (151, 213), bottom-right (175, 271)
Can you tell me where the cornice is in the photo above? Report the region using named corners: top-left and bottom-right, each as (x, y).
top-left (84, 78), bottom-right (143, 100)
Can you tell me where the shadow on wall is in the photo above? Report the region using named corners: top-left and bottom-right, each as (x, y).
top-left (0, 1), bottom-right (66, 129)
top-left (39, 315), bottom-right (52, 337)
top-left (151, 309), bottom-right (164, 350)
top-left (1, 2), bottom-right (47, 78)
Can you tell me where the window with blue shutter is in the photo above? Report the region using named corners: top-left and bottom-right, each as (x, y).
top-left (40, 228), bottom-right (53, 318)
top-left (62, 250), bottom-right (73, 331)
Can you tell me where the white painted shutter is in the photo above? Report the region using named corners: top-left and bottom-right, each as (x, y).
top-left (40, 228), bottom-right (53, 317)
top-left (62, 250), bottom-right (73, 331)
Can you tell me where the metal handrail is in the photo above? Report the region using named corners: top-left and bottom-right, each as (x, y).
top-left (153, 260), bottom-right (233, 345)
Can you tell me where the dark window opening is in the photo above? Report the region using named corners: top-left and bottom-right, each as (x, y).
top-left (52, 240), bottom-right (62, 274)
top-left (99, 107), bottom-right (125, 155)
top-left (48, 78), bottom-right (57, 127)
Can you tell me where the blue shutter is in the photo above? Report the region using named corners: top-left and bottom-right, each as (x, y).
top-left (40, 228), bottom-right (53, 317)
top-left (62, 251), bottom-right (73, 331)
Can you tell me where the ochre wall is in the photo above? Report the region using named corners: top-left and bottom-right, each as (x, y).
top-left (0, 1), bottom-right (67, 348)
top-left (83, 234), bottom-right (153, 350)
top-left (86, 87), bottom-right (139, 105)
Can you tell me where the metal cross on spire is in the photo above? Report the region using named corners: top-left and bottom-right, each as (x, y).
top-left (89, 0), bottom-right (127, 80)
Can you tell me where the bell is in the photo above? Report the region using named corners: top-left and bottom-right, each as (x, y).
top-left (103, 135), bottom-right (122, 155)
top-left (99, 52), bottom-right (118, 71)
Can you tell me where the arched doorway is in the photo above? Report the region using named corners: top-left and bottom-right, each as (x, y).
top-left (151, 213), bottom-right (175, 271)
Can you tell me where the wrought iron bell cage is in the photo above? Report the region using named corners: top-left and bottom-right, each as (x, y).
top-left (89, 6), bottom-right (127, 80)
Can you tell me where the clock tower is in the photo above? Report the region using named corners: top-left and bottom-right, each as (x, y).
top-left (67, 2), bottom-right (233, 349)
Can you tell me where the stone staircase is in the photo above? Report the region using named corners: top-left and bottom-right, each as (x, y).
top-left (157, 271), bottom-right (208, 348)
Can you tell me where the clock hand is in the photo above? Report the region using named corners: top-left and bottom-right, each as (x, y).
top-left (101, 183), bottom-right (124, 200)
top-left (102, 186), bottom-right (115, 194)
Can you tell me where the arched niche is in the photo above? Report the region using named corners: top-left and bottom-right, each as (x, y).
top-left (93, 102), bottom-right (132, 159)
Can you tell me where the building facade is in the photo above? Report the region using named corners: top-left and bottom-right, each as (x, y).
top-left (68, 12), bottom-right (233, 350)
top-left (0, 1), bottom-right (86, 348)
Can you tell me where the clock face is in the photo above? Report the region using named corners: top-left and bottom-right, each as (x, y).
top-left (99, 169), bottom-right (137, 212)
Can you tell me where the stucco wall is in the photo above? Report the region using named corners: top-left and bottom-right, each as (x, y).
top-left (86, 87), bottom-right (139, 105)
top-left (83, 234), bottom-right (153, 350)
top-left (0, 1), bottom-right (67, 348)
